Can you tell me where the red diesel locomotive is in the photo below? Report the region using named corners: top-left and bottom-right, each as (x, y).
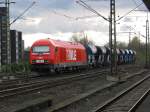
top-left (30, 38), bottom-right (87, 72)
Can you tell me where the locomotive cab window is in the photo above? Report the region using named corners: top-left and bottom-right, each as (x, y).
top-left (32, 46), bottom-right (49, 53)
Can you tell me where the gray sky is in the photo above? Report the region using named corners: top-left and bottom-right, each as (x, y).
top-left (1, 0), bottom-right (148, 47)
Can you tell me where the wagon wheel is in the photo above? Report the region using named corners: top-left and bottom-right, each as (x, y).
top-left (55, 68), bottom-right (61, 74)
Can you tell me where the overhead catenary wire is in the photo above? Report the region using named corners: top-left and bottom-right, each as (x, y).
top-left (76, 0), bottom-right (109, 22)
top-left (50, 0), bottom-right (145, 23)
top-left (19, 17), bottom-right (35, 22)
top-left (50, 9), bottom-right (101, 21)
top-left (79, 0), bottom-right (145, 22)
top-left (117, 2), bottom-right (144, 21)
top-left (10, 1), bottom-right (36, 25)
top-left (127, 25), bottom-right (147, 39)
top-left (50, 10), bottom-right (75, 20)
top-left (51, 10), bottom-right (99, 20)
top-left (76, 15), bottom-right (98, 20)
top-left (75, 0), bottom-right (108, 20)
top-left (76, 0), bottom-right (144, 22)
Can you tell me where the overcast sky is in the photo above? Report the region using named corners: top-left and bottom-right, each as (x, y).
top-left (2, 0), bottom-right (149, 47)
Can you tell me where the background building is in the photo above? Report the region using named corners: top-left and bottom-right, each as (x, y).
top-left (0, 7), bottom-right (24, 65)
top-left (0, 7), bottom-right (11, 65)
top-left (10, 30), bottom-right (24, 63)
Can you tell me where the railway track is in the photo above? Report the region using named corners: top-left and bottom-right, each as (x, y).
top-left (0, 64), bottom-right (140, 90)
top-left (0, 68), bottom-right (105, 89)
top-left (0, 64), bottom-right (140, 82)
top-left (0, 69), bottom-right (107, 99)
top-left (0, 68), bottom-right (98, 90)
top-left (91, 73), bottom-right (150, 112)
top-left (0, 72), bottom-right (40, 89)
top-left (40, 69), bottom-right (147, 112)
top-left (0, 66), bottom-right (147, 112)
top-left (128, 89), bottom-right (150, 112)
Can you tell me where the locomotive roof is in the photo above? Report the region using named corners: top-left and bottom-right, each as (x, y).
top-left (32, 38), bottom-right (85, 49)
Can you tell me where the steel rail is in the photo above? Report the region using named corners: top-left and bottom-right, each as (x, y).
top-left (0, 68), bottom-right (107, 90)
top-left (128, 88), bottom-right (150, 112)
top-left (91, 74), bottom-right (150, 112)
top-left (0, 69), bottom-right (107, 90)
top-left (0, 64), bottom-right (140, 88)
top-left (46, 70), bottom-right (147, 112)
top-left (0, 70), bottom-right (107, 99)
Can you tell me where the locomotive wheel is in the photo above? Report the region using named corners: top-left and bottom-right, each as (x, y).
top-left (50, 69), bottom-right (55, 73)
top-left (76, 66), bottom-right (81, 72)
top-left (55, 68), bottom-right (61, 74)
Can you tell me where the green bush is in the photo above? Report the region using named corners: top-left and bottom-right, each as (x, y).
top-left (1, 62), bottom-right (31, 73)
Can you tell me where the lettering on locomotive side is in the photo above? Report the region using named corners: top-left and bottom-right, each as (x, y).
top-left (66, 49), bottom-right (77, 60)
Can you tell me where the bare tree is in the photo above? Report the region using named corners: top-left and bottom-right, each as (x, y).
top-left (70, 33), bottom-right (94, 45)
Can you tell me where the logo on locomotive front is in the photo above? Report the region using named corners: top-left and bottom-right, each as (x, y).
top-left (66, 49), bottom-right (77, 61)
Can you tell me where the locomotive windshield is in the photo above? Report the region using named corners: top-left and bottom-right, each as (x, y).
top-left (32, 46), bottom-right (49, 53)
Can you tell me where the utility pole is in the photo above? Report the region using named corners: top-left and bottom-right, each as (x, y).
top-left (111, 0), bottom-right (117, 76)
top-left (139, 32), bottom-right (141, 49)
top-left (128, 26), bottom-right (135, 49)
top-left (109, 16), bottom-right (113, 75)
top-left (129, 31), bottom-right (131, 48)
top-left (145, 19), bottom-right (148, 68)
top-left (135, 10), bottom-right (150, 67)
top-left (148, 22), bottom-right (150, 66)
top-left (107, 0), bottom-right (119, 81)
top-left (145, 11), bottom-right (149, 68)
top-left (147, 12), bottom-right (150, 66)
top-left (127, 25), bottom-right (138, 48)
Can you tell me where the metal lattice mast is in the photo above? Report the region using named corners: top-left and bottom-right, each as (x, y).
top-left (109, 15), bottom-right (113, 75)
top-left (147, 13), bottom-right (150, 66)
top-left (148, 21), bottom-right (150, 65)
top-left (129, 31), bottom-right (131, 48)
top-left (145, 11), bottom-right (149, 68)
top-left (110, 0), bottom-right (117, 75)
top-left (145, 19), bottom-right (148, 68)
